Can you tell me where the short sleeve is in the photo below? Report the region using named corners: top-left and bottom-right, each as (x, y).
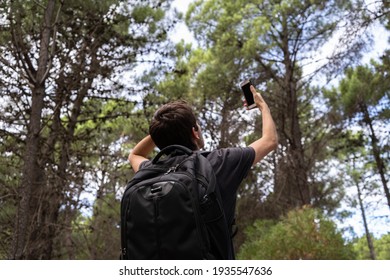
top-left (206, 147), bottom-right (255, 223)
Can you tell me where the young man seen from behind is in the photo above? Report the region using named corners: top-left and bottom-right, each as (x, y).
top-left (128, 85), bottom-right (278, 258)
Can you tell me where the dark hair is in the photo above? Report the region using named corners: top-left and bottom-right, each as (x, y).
top-left (149, 100), bottom-right (198, 150)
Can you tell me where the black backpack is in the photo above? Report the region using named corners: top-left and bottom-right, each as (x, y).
top-left (120, 145), bottom-right (233, 259)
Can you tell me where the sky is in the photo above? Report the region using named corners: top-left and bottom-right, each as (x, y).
top-left (170, 0), bottom-right (194, 43)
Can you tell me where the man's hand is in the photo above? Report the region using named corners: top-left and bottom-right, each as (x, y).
top-left (128, 135), bottom-right (156, 172)
top-left (250, 85), bottom-right (268, 111)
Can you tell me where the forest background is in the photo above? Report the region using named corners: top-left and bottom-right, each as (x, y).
top-left (0, 0), bottom-right (389, 260)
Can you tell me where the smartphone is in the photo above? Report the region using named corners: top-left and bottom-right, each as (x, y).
top-left (240, 79), bottom-right (256, 109)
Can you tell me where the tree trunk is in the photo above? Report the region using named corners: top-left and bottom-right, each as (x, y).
top-left (361, 103), bottom-right (390, 211)
top-left (11, 0), bottom-right (57, 260)
top-left (355, 178), bottom-right (376, 260)
top-left (272, 15), bottom-right (310, 211)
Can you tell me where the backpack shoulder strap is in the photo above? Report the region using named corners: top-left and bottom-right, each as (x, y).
top-left (193, 151), bottom-right (216, 195)
top-left (197, 150), bottom-right (237, 259)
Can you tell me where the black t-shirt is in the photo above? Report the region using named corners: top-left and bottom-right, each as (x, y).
top-left (205, 147), bottom-right (255, 226)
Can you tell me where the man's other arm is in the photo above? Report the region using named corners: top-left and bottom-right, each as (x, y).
top-left (128, 135), bottom-right (155, 172)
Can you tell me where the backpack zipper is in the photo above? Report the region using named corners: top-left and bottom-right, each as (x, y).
top-left (164, 154), bottom-right (196, 175)
top-left (164, 164), bottom-right (179, 174)
top-left (154, 197), bottom-right (161, 259)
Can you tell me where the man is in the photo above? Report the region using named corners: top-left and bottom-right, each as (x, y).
top-left (128, 85), bottom-right (278, 257)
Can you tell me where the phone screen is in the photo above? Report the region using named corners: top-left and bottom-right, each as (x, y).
top-left (240, 79), bottom-right (256, 109)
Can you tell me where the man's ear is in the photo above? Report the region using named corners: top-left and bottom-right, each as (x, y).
top-left (192, 126), bottom-right (200, 139)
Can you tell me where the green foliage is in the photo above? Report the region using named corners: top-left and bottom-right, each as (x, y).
top-left (0, 0), bottom-right (388, 260)
top-left (73, 194), bottom-right (121, 260)
top-left (325, 61), bottom-right (389, 125)
top-left (183, 0), bottom-right (367, 217)
top-left (52, 193), bottom-right (121, 260)
top-left (353, 233), bottom-right (390, 260)
top-left (0, 134), bottom-right (21, 259)
top-left (0, 0), bottom-right (176, 259)
top-left (0, 200), bottom-right (15, 259)
top-left (339, 64), bottom-right (387, 116)
top-left (325, 60), bottom-right (389, 220)
top-left (238, 207), bottom-right (356, 259)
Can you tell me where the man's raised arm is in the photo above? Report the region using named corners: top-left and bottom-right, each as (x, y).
top-left (248, 85), bottom-right (278, 165)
